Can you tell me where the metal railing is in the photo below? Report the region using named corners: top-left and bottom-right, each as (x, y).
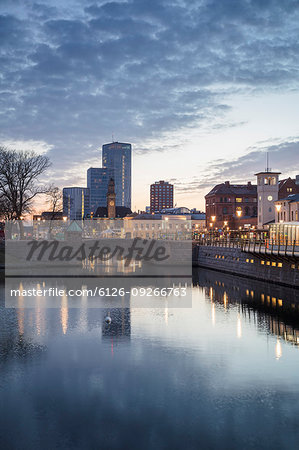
top-left (193, 237), bottom-right (299, 257)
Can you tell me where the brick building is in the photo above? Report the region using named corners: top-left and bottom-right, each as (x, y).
top-left (205, 181), bottom-right (257, 230)
top-left (278, 176), bottom-right (299, 199)
top-left (150, 180), bottom-right (174, 213)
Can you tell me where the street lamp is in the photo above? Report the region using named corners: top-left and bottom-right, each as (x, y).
top-left (236, 210), bottom-right (242, 217)
top-left (275, 204), bottom-right (282, 212)
top-left (63, 216), bottom-right (67, 222)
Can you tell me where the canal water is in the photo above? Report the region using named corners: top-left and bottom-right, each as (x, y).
top-left (1, 269), bottom-right (299, 449)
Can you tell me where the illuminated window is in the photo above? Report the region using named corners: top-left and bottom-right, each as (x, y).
top-left (291, 264), bottom-right (295, 269)
top-left (246, 258), bottom-right (249, 263)
top-left (250, 259), bottom-right (254, 263)
top-left (266, 261), bottom-right (270, 265)
top-left (272, 262), bottom-right (276, 267)
top-left (261, 260), bottom-right (265, 265)
top-left (236, 198), bottom-right (242, 202)
top-left (278, 262), bottom-right (282, 268)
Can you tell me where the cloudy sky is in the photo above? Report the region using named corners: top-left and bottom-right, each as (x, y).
top-left (1, 0), bottom-right (299, 211)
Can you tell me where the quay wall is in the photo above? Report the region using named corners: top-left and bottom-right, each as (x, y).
top-left (193, 244), bottom-right (299, 288)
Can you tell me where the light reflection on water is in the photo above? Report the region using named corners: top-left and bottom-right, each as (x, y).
top-left (0, 269), bottom-right (299, 449)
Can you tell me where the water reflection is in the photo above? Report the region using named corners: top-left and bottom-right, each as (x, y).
top-left (1, 272), bottom-right (299, 449)
top-left (193, 268), bottom-right (299, 349)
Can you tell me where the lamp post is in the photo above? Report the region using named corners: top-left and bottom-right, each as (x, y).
top-left (211, 216), bottom-right (216, 239)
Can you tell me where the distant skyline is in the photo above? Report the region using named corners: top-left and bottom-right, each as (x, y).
top-left (1, 0), bottom-right (299, 211)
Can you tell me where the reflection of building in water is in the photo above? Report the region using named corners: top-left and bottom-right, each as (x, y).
top-left (102, 308), bottom-right (131, 341)
top-left (193, 268), bottom-right (299, 348)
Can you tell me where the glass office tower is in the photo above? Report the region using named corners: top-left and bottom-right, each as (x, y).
top-left (87, 167), bottom-right (108, 213)
top-left (102, 142), bottom-right (131, 209)
top-left (63, 187), bottom-right (90, 220)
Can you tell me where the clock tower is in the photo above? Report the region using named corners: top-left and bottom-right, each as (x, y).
top-left (107, 178), bottom-right (116, 218)
top-left (255, 170), bottom-right (281, 229)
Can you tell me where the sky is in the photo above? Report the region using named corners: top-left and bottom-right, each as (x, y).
top-left (1, 0), bottom-right (299, 211)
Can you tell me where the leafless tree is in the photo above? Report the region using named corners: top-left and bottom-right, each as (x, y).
top-left (0, 146), bottom-right (51, 237)
top-left (45, 185), bottom-right (63, 238)
top-left (46, 185), bottom-right (63, 219)
top-left (0, 146), bottom-right (51, 219)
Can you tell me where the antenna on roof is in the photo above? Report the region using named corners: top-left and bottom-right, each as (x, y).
top-left (112, 133), bottom-right (114, 142)
top-left (266, 151), bottom-right (271, 172)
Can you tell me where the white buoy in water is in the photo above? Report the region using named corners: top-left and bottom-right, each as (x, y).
top-left (105, 316), bottom-right (112, 325)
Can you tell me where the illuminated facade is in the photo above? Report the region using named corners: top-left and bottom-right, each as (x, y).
top-left (205, 181), bottom-right (257, 230)
top-left (255, 171), bottom-right (281, 229)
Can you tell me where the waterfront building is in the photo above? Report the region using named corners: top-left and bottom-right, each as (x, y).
top-left (150, 180), bottom-right (174, 213)
top-left (274, 193), bottom-right (299, 223)
top-left (102, 142), bottom-right (131, 209)
top-left (124, 207), bottom-right (203, 239)
top-left (255, 170), bottom-right (281, 229)
top-left (63, 187), bottom-right (90, 220)
top-left (87, 167), bottom-right (108, 214)
top-left (205, 181), bottom-right (257, 231)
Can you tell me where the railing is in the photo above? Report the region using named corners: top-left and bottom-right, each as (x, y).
top-left (193, 237), bottom-right (299, 257)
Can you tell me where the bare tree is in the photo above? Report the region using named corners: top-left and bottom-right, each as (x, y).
top-left (45, 185), bottom-right (63, 238)
top-left (46, 184), bottom-right (63, 219)
top-left (0, 146), bottom-right (51, 220)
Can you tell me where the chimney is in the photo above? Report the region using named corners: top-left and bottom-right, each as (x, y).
top-left (224, 181), bottom-right (230, 186)
top-left (296, 175), bottom-right (299, 185)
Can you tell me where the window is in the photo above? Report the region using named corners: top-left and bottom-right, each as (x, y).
top-left (236, 198), bottom-right (242, 202)
top-left (223, 207), bottom-right (228, 214)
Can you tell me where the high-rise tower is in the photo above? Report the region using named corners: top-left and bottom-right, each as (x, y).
top-left (102, 142), bottom-right (131, 209)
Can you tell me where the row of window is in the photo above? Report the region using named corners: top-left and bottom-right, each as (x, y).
top-left (207, 197), bottom-right (257, 204)
top-left (212, 254), bottom-right (288, 268)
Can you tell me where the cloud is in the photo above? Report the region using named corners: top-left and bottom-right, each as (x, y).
top-left (0, 0), bottom-right (299, 194)
top-left (174, 138), bottom-right (299, 196)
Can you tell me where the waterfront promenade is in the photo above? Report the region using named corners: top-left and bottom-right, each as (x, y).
top-left (193, 237), bottom-right (299, 288)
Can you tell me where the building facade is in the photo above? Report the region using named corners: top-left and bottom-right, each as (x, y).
top-left (255, 171), bottom-right (281, 229)
top-left (63, 187), bottom-right (90, 220)
top-left (278, 176), bottom-right (299, 199)
top-left (87, 168), bottom-right (108, 214)
top-left (150, 180), bottom-right (174, 213)
top-left (274, 193), bottom-right (299, 223)
top-left (205, 181), bottom-right (257, 230)
top-left (102, 142), bottom-right (131, 209)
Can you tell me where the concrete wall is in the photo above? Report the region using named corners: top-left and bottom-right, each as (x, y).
top-left (193, 244), bottom-right (299, 288)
